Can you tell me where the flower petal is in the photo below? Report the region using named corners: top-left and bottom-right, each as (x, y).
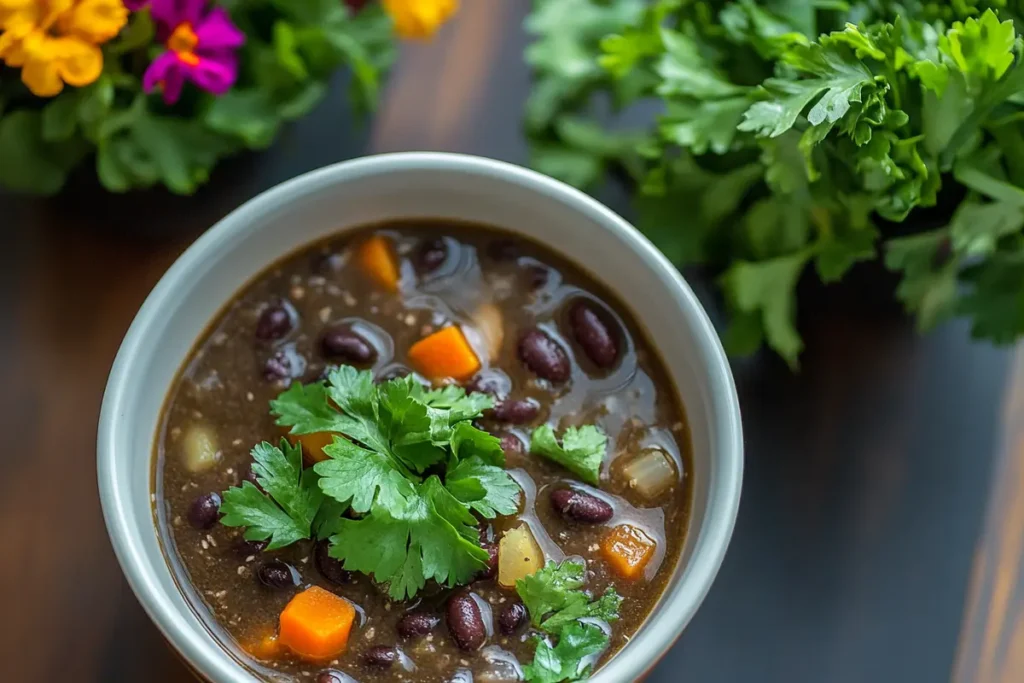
top-left (62, 0), bottom-right (129, 44)
top-left (142, 49), bottom-right (179, 92)
top-left (123, 0), bottom-right (149, 9)
top-left (194, 7), bottom-right (244, 51)
top-left (149, 0), bottom-right (206, 29)
top-left (21, 54), bottom-right (63, 97)
top-left (383, 0), bottom-right (458, 40)
top-left (161, 65), bottom-right (186, 104)
top-left (54, 37), bottom-right (103, 86)
top-left (185, 51), bottom-right (237, 95)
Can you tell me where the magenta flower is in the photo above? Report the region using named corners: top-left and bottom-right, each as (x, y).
top-left (124, 0), bottom-right (149, 9)
top-left (142, 0), bottom-right (245, 105)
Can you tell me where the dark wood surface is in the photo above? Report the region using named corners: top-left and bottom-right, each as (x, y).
top-left (1, 4), bottom-right (1022, 681)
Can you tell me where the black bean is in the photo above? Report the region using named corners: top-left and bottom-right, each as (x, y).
top-left (187, 492), bottom-right (221, 530)
top-left (315, 540), bottom-right (351, 585)
top-left (466, 370), bottom-right (511, 399)
top-left (569, 301), bottom-right (619, 368)
top-left (256, 302), bottom-right (294, 341)
top-left (397, 612), bottom-right (441, 638)
top-left (258, 560), bottom-right (299, 589)
top-left (233, 537), bottom-right (268, 556)
top-left (500, 434), bottom-right (524, 455)
top-left (316, 670), bottom-right (347, 683)
top-left (321, 326), bottom-right (376, 364)
top-left (490, 398), bottom-right (540, 424)
top-left (263, 350), bottom-right (292, 381)
top-left (363, 645), bottom-right (399, 668)
top-left (498, 602), bottom-right (528, 635)
top-left (518, 328), bottom-right (570, 382)
top-left (478, 543), bottom-right (498, 580)
top-left (550, 488), bottom-right (614, 524)
top-left (415, 238), bottom-right (448, 274)
top-left (447, 592), bottom-right (486, 651)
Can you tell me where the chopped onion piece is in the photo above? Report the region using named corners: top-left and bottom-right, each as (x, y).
top-left (182, 424), bottom-right (220, 473)
top-left (623, 448), bottom-right (676, 500)
top-left (498, 524), bottom-right (543, 588)
top-left (473, 302), bottom-right (504, 362)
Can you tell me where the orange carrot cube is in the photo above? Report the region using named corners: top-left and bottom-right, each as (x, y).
top-left (600, 524), bottom-right (657, 580)
top-left (357, 236), bottom-right (400, 292)
top-left (407, 326), bottom-right (481, 381)
top-left (278, 586), bottom-right (356, 661)
top-left (287, 431), bottom-right (337, 464)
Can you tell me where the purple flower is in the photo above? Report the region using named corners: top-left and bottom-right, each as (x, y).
top-left (142, 0), bottom-right (245, 105)
top-left (124, 0), bottom-right (150, 9)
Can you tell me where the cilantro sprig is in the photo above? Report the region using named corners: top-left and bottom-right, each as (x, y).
top-left (516, 560), bottom-right (623, 683)
top-left (221, 367), bottom-right (521, 600)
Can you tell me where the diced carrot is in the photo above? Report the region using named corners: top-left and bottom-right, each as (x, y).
top-left (357, 235), bottom-right (400, 292)
top-left (287, 431), bottom-right (337, 464)
top-left (600, 524), bottom-right (657, 580)
top-left (407, 326), bottom-right (481, 381)
top-left (278, 586), bottom-right (356, 661)
top-left (241, 631), bottom-right (282, 660)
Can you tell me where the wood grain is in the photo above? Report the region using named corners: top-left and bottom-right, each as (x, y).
top-left (955, 347), bottom-right (1024, 683)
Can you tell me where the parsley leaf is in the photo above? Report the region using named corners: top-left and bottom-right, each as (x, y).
top-left (530, 425), bottom-right (607, 485)
top-left (517, 559), bottom-right (588, 623)
top-left (219, 440), bottom-right (323, 550)
top-left (313, 435), bottom-right (415, 513)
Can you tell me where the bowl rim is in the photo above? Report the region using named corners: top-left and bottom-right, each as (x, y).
top-left (98, 151), bottom-right (743, 682)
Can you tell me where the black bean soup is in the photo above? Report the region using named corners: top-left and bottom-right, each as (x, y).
top-left (155, 222), bottom-right (693, 683)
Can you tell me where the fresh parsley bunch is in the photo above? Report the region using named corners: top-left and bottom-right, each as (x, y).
top-left (220, 366), bottom-right (521, 600)
top-left (0, 0), bottom-right (395, 195)
top-left (516, 560), bottom-right (623, 683)
top-left (526, 0), bottom-right (1024, 366)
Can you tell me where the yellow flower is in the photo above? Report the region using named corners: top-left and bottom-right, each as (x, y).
top-left (0, 0), bottom-right (126, 97)
top-left (383, 0), bottom-right (457, 40)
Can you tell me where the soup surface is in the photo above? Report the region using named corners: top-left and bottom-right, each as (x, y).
top-left (155, 223), bottom-right (692, 683)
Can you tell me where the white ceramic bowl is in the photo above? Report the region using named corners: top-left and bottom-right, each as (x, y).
top-left (98, 152), bottom-right (742, 682)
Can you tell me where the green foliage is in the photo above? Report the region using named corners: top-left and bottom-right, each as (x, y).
top-left (529, 424), bottom-right (608, 485)
top-left (525, 0), bottom-right (1024, 362)
top-left (0, 1), bottom-right (396, 195)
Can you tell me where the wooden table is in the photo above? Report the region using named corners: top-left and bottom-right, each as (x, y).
top-left (1, 4), bottom-right (1022, 682)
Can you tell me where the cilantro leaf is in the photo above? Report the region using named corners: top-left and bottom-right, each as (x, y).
top-left (530, 425), bottom-right (607, 485)
top-left (523, 623), bottom-right (610, 683)
top-left (540, 588), bottom-right (623, 632)
top-left (517, 559), bottom-right (588, 624)
top-left (450, 421), bottom-right (506, 467)
top-left (446, 457), bottom-right (521, 518)
top-left (314, 435), bottom-right (415, 513)
top-left (421, 385), bottom-right (494, 421)
top-left (328, 476), bottom-right (489, 600)
top-left (270, 381), bottom-right (350, 435)
top-left (219, 440), bottom-right (322, 550)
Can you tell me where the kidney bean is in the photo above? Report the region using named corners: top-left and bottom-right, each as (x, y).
top-left (500, 433), bottom-right (524, 455)
top-left (315, 670), bottom-right (347, 683)
top-left (258, 560), bottom-right (299, 589)
top-left (263, 350), bottom-right (292, 381)
top-left (478, 542), bottom-right (499, 580)
top-left (415, 238), bottom-right (448, 274)
top-left (518, 328), bottom-right (570, 382)
top-left (315, 540), bottom-right (351, 585)
top-left (397, 612), bottom-right (441, 638)
top-left (363, 645), bottom-right (399, 668)
top-left (550, 488), bottom-right (614, 524)
top-left (187, 492), bottom-right (221, 530)
top-left (498, 602), bottom-right (528, 635)
top-left (490, 398), bottom-right (540, 424)
top-left (255, 302), bottom-right (294, 341)
top-left (569, 301), bottom-right (619, 368)
top-left (321, 326), bottom-right (376, 364)
top-left (447, 592), bottom-right (487, 651)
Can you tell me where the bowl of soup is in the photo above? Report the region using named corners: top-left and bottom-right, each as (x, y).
top-left (98, 152), bottom-right (742, 683)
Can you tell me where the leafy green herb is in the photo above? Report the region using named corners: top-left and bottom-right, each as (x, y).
top-left (530, 425), bottom-right (607, 485)
top-left (264, 367), bottom-right (521, 600)
top-left (219, 439), bottom-right (323, 550)
top-left (516, 560), bottom-right (623, 683)
top-left (525, 0), bottom-right (1024, 362)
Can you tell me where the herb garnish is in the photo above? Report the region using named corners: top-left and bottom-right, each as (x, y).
top-left (516, 560), bottom-right (623, 683)
top-left (530, 424), bottom-right (608, 485)
top-left (219, 367), bottom-right (521, 599)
